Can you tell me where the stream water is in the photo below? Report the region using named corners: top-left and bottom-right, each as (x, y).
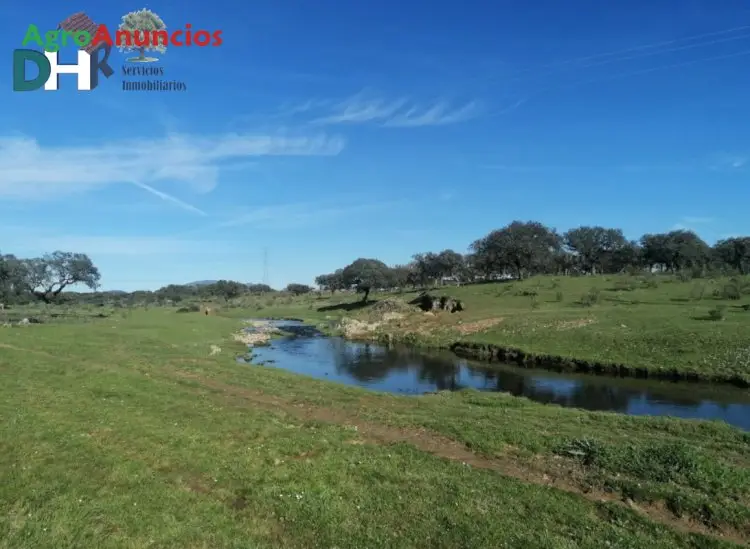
top-left (242, 320), bottom-right (750, 431)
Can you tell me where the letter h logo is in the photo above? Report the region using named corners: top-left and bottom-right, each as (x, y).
top-left (12, 12), bottom-right (113, 92)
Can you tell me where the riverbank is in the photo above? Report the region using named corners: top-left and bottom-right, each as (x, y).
top-left (231, 274), bottom-right (750, 387)
top-left (1, 307), bottom-right (748, 547)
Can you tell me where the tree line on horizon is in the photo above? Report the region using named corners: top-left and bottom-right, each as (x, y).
top-left (2, 221), bottom-right (749, 306)
top-left (313, 221), bottom-right (750, 301)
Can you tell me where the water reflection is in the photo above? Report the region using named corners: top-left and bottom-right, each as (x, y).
top-left (247, 322), bottom-right (750, 431)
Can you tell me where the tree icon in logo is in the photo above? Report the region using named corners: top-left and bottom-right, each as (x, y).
top-left (119, 8), bottom-right (167, 63)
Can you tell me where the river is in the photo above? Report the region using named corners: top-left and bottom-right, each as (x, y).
top-left (242, 320), bottom-right (750, 431)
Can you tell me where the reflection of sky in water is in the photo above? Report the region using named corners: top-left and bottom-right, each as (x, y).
top-left (530, 378), bottom-right (579, 394)
top-left (249, 331), bottom-right (750, 431)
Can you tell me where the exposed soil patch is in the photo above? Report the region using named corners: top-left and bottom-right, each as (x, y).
top-left (456, 318), bottom-right (504, 335)
top-left (553, 318), bottom-right (597, 330)
top-left (171, 369), bottom-right (748, 545)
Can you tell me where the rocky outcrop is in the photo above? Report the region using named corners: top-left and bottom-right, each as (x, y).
top-left (410, 293), bottom-right (464, 313)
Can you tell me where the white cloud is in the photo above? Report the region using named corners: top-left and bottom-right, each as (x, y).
top-left (0, 132), bottom-right (346, 204)
top-left (384, 100), bottom-right (481, 127)
top-left (309, 91), bottom-right (481, 127)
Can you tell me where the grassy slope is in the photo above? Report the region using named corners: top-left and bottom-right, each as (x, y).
top-left (1, 308), bottom-right (748, 547)
top-left (235, 274), bottom-right (750, 384)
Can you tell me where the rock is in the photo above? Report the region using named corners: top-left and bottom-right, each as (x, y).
top-left (410, 292), bottom-right (464, 313)
top-left (17, 318), bottom-right (29, 326)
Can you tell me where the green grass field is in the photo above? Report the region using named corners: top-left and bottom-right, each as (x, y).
top-left (1, 302), bottom-right (749, 547)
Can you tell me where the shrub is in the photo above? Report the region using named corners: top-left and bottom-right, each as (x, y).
top-left (707, 305), bottom-right (726, 321)
top-left (554, 438), bottom-right (606, 467)
top-left (176, 304), bottom-right (200, 313)
top-left (721, 281), bottom-right (741, 300)
top-left (517, 289), bottom-right (538, 297)
top-left (580, 288), bottom-right (600, 307)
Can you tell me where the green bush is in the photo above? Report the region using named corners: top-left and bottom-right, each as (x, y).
top-left (722, 281), bottom-right (741, 300)
top-left (707, 305), bottom-right (726, 321)
top-left (579, 288), bottom-right (600, 307)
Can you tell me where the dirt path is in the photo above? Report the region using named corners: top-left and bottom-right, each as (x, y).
top-left (173, 369), bottom-right (748, 546)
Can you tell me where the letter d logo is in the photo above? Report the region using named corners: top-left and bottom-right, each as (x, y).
top-left (13, 49), bottom-right (51, 91)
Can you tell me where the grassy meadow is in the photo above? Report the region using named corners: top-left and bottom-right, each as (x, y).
top-left (1, 274), bottom-right (750, 547)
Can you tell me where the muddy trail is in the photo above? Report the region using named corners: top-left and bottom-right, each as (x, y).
top-left (174, 369), bottom-right (749, 547)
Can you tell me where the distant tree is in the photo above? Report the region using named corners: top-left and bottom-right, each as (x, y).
top-left (455, 253), bottom-right (478, 284)
top-left (609, 241), bottom-right (643, 273)
top-left (564, 226), bottom-right (628, 274)
top-left (713, 237), bottom-right (750, 275)
top-left (247, 283), bottom-right (273, 294)
top-left (341, 258), bottom-right (392, 302)
top-left (211, 280), bottom-right (245, 301)
top-left (314, 269), bottom-right (345, 294)
top-left (118, 8), bottom-right (168, 62)
top-left (0, 253), bottom-right (24, 303)
top-left (388, 264), bottom-right (412, 289)
top-left (285, 283), bottom-right (313, 296)
top-left (640, 233), bottom-right (672, 271)
top-left (435, 249), bottom-right (465, 282)
top-left (411, 253), bottom-right (434, 286)
top-left (20, 251), bottom-right (100, 304)
top-left (471, 221), bottom-right (561, 280)
top-left (642, 231), bottom-right (710, 273)
top-left (155, 284), bottom-right (191, 303)
top-left (668, 230), bottom-right (711, 273)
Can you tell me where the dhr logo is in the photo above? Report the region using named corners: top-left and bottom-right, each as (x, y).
top-left (13, 12), bottom-right (114, 91)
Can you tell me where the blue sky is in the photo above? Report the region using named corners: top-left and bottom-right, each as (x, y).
top-left (1, 0), bottom-right (750, 291)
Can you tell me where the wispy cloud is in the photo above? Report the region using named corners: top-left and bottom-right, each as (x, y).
top-left (308, 91), bottom-right (481, 127)
top-left (220, 199), bottom-right (406, 229)
top-left (0, 132), bottom-right (345, 210)
top-left (709, 152), bottom-right (747, 171)
top-left (384, 100), bottom-right (481, 127)
top-left (130, 181), bottom-right (208, 216)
